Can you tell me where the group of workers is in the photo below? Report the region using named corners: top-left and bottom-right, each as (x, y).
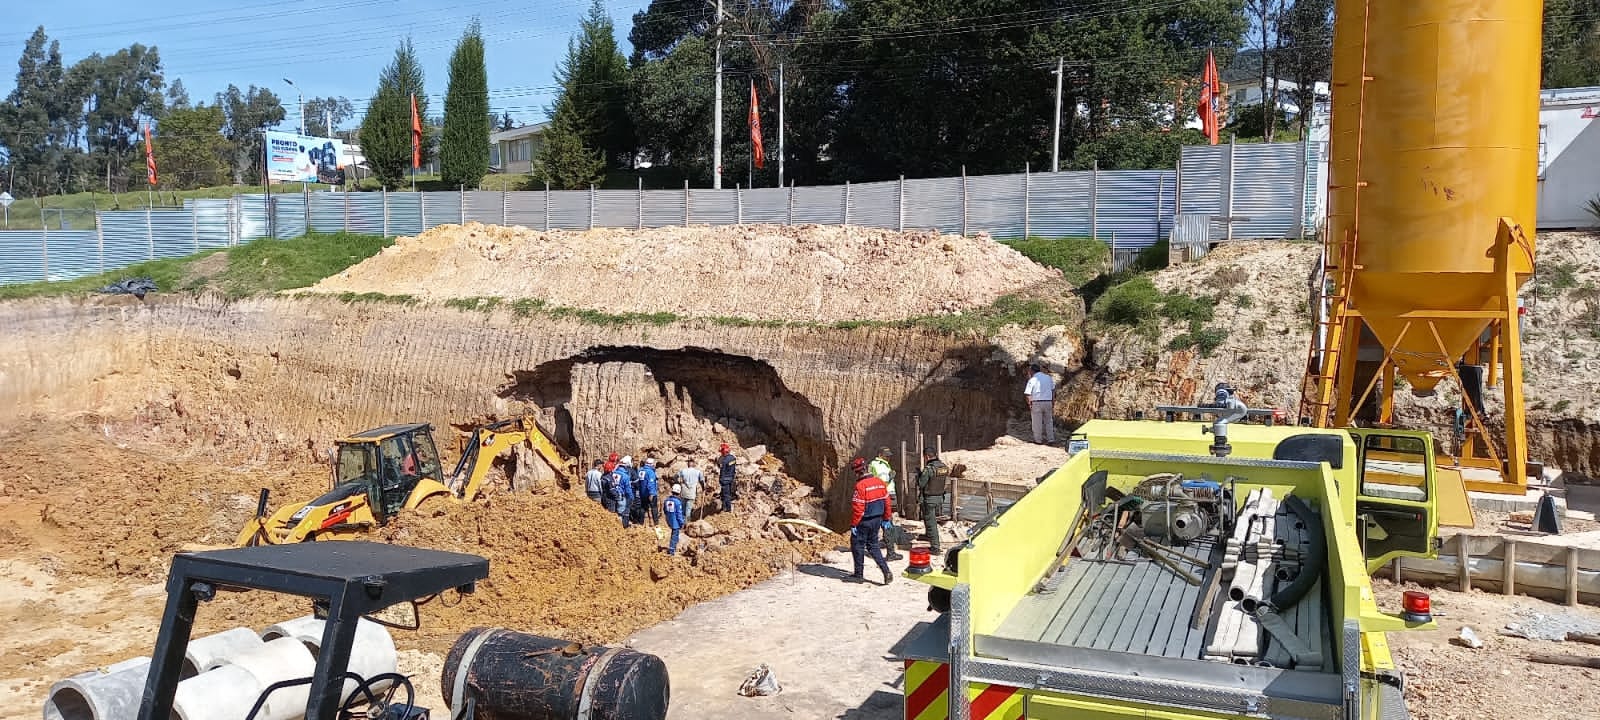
top-left (583, 443), bottom-right (742, 556)
top-left (846, 446), bottom-right (950, 585)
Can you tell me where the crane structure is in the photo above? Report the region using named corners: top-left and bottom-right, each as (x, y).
top-left (1300, 0), bottom-right (1542, 494)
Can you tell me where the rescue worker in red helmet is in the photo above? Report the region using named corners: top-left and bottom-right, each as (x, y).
top-left (718, 443), bottom-right (738, 512)
top-left (847, 456), bottom-right (894, 585)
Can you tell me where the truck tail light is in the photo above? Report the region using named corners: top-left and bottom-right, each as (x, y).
top-left (1401, 590), bottom-right (1432, 622)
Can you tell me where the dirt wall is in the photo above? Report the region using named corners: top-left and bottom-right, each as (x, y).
top-left (0, 294), bottom-right (1060, 523)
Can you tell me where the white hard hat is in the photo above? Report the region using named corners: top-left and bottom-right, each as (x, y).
top-left (621, 455), bottom-right (633, 466)
top-left (645, 457), bottom-right (657, 466)
top-left (671, 483), bottom-right (683, 494)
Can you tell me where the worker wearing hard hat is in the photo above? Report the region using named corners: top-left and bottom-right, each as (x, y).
top-left (867, 448), bottom-right (903, 560)
top-left (663, 483), bottom-right (687, 556)
top-left (848, 457), bottom-right (894, 586)
top-left (718, 444), bottom-right (738, 513)
top-left (606, 462), bottom-right (631, 528)
top-left (640, 457), bottom-right (661, 526)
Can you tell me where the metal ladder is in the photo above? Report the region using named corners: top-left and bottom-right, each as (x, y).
top-left (1298, 0), bottom-right (1374, 427)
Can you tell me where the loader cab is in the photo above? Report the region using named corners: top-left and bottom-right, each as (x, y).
top-left (335, 424), bottom-right (444, 522)
top-left (1349, 428), bottom-right (1439, 571)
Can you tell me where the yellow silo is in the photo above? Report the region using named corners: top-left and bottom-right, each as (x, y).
top-left (1306, 0), bottom-right (1542, 492)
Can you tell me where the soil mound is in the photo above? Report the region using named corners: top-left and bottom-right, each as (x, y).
top-left (301, 222), bottom-right (1061, 322)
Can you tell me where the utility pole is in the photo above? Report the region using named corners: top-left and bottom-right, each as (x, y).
top-left (1052, 56), bottom-right (1063, 173)
top-left (778, 63), bottom-right (785, 188)
top-left (713, 0), bottom-right (724, 190)
top-left (283, 77), bottom-right (304, 135)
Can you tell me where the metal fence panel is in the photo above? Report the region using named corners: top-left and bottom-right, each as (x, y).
top-left (790, 186), bottom-right (844, 225)
top-left (0, 232), bottom-right (49, 284)
top-left (42, 230), bottom-right (100, 280)
top-left (1179, 146), bottom-right (1228, 240)
top-left (465, 191), bottom-right (504, 226)
top-left (150, 208), bottom-right (198, 257)
top-left (548, 190), bottom-right (590, 230)
top-left (1231, 143), bottom-right (1302, 239)
top-left (421, 192), bottom-right (462, 230)
top-left (344, 193), bottom-right (385, 236)
top-left (743, 188), bottom-right (789, 224)
top-left (237, 195), bottom-right (270, 241)
top-left (688, 189), bottom-right (737, 225)
top-left (595, 189), bottom-right (639, 228)
top-left (506, 191), bottom-right (548, 229)
top-left (642, 190), bottom-right (686, 228)
top-left (192, 199), bottom-right (235, 248)
top-left (846, 180), bottom-right (898, 229)
top-left (1028, 171), bottom-right (1094, 239)
top-left (1096, 170), bottom-right (1176, 250)
top-left (386, 193), bottom-right (423, 236)
top-left (99, 211), bottom-right (153, 267)
top-left (902, 176), bottom-right (963, 234)
top-left (271, 196), bottom-right (307, 239)
top-left (966, 174), bottom-right (1025, 238)
top-left (1304, 141), bottom-right (1328, 233)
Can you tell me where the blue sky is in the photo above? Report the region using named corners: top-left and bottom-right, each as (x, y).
top-left (0, 0), bottom-right (651, 130)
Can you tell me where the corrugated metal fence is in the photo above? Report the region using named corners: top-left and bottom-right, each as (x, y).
top-left (0, 140), bottom-right (1323, 286)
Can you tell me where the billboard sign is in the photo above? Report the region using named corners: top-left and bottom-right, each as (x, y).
top-left (265, 131), bottom-right (347, 185)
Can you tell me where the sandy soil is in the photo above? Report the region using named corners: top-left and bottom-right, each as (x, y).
top-left (627, 554), bottom-right (930, 719)
top-left (941, 435), bottom-right (1069, 488)
top-left (0, 419), bottom-right (831, 717)
top-left (300, 222), bottom-right (1065, 322)
top-left (1373, 579), bottom-right (1600, 720)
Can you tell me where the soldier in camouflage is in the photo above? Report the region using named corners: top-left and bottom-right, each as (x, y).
top-left (915, 448), bottom-right (951, 554)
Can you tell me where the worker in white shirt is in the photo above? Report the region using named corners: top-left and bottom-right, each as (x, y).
top-left (1024, 363), bottom-right (1056, 444)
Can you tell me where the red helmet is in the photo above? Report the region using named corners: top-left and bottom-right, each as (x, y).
top-left (608, 452), bottom-right (619, 462)
top-left (850, 457), bottom-right (868, 472)
top-left (720, 443), bottom-right (731, 454)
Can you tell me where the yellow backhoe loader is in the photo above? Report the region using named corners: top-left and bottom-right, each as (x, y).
top-left (237, 416), bottom-right (574, 546)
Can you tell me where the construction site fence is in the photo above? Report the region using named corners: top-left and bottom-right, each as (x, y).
top-left (0, 140), bottom-right (1323, 286)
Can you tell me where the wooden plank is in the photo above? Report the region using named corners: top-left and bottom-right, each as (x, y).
top-left (1569, 547), bottom-right (1581, 607)
top-left (1504, 541), bottom-right (1516, 596)
top-left (1457, 535), bottom-right (1472, 592)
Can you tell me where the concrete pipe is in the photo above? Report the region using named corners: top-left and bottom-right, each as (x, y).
top-left (194, 636), bottom-right (317, 720)
top-left (185, 627), bottom-right (267, 678)
top-left (441, 628), bottom-right (670, 720)
top-left (42, 657), bottom-right (150, 720)
top-left (260, 615), bottom-right (398, 699)
top-left (173, 664), bottom-right (262, 720)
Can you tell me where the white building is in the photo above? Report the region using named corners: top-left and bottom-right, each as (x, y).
top-left (489, 123), bottom-right (549, 175)
top-left (1537, 86), bottom-right (1600, 228)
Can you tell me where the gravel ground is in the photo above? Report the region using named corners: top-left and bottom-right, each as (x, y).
top-left (1374, 579), bottom-right (1600, 720)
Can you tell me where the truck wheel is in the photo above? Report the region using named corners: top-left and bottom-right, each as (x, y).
top-left (929, 587), bottom-right (952, 614)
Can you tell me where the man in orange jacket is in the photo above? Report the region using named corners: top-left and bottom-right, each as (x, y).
top-left (848, 456), bottom-right (894, 585)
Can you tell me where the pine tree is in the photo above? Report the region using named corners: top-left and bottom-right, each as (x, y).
top-left (555, 0), bottom-right (634, 169)
top-left (359, 39), bottom-right (429, 188)
top-left (440, 22), bottom-right (490, 188)
top-left (533, 102), bottom-right (604, 189)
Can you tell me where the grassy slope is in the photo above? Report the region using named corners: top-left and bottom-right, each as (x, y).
top-left (0, 232), bottom-right (392, 300)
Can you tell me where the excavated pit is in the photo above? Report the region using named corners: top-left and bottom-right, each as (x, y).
top-left (502, 346), bottom-right (837, 495)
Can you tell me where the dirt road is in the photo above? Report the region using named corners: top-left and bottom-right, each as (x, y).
top-left (628, 554), bottom-right (929, 719)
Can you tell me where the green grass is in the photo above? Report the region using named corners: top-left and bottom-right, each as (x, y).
top-left (2, 183), bottom-right (326, 230)
top-left (1001, 237), bottom-right (1109, 287)
top-left (0, 232), bottom-right (391, 300)
top-left (1533, 261), bottom-right (1580, 299)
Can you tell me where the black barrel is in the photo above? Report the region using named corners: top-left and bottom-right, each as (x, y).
top-left (441, 628), bottom-right (669, 720)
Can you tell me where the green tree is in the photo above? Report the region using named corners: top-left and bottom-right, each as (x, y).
top-left (3, 26), bottom-right (83, 195)
top-left (441, 22), bottom-right (490, 188)
top-left (303, 96), bottom-right (355, 137)
top-left (216, 84), bottom-right (285, 183)
top-left (1544, 0), bottom-right (1600, 87)
top-left (360, 39), bottom-right (430, 188)
top-left (534, 103), bottom-right (605, 189)
top-left (154, 104), bottom-right (230, 189)
top-left (72, 43), bottom-right (165, 192)
top-left (498, 111), bottom-right (517, 131)
top-left (165, 79), bottom-right (191, 111)
top-left (557, 0), bottom-right (634, 169)
top-left (1277, 0), bottom-right (1332, 135)
top-left (629, 35), bottom-right (714, 182)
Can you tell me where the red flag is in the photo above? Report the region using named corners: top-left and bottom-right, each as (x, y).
top-left (410, 93), bottom-right (422, 169)
top-left (143, 123), bottom-right (158, 186)
top-left (1198, 51), bottom-right (1221, 145)
top-left (749, 79), bottom-right (765, 169)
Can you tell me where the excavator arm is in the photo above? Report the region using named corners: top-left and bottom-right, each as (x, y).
top-left (449, 415), bottom-right (575, 500)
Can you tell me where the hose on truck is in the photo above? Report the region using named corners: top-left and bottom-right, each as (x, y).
top-left (1263, 494), bottom-right (1324, 612)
